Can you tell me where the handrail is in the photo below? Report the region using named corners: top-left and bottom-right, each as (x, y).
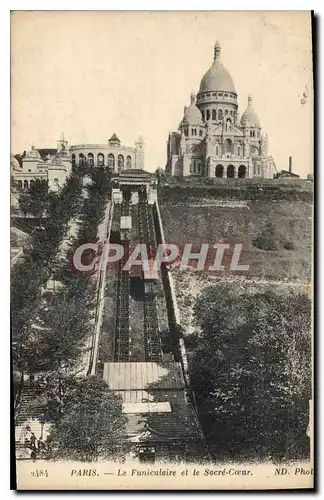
top-left (88, 200), bottom-right (114, 375)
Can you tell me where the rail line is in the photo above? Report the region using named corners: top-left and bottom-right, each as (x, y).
top-left (138, 196), bottom-right (163, 362)
top-left (114, 198), bottom-right (131, 362)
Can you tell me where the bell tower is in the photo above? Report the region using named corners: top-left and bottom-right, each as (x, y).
top-left (135, 135), bottom-right (145, 170)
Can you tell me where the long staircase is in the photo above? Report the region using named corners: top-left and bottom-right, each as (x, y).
top-left (15, 383), bottom-right (49, 459)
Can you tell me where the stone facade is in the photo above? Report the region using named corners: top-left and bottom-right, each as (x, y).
top-left (12, 137), bottom-right (72, 194)
top-left (166, 41), bottom-right (276, 179)
top-left (11, 133), bottom-right (145, 199)
top-left (70, 133), bottom-right (145, 171)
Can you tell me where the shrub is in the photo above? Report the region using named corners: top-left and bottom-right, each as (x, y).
top-left (283, 240), bottom-right (295, 250)
top-left (252, 223), bottom-right (281, 251)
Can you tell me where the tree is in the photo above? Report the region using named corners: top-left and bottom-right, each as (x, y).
top-left (18, 179), bottom-right (49, 226)
top-left (190, 284), bottom-right (311, 461)
top-left (12, 169), bottom-right (85, 374)
top-left (45, 376), bottom-right (128, 461)
top-left (22, 289), bottom-right (92, 374)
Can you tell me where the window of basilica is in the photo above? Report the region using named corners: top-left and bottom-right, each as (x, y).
top-left (190, 159), bottom-right (201, 175)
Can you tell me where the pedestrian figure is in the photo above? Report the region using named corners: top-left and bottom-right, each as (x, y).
top-left (30, 432), bottom-right (36, 449)
top-left (37, 437), bottom-right (45, 453)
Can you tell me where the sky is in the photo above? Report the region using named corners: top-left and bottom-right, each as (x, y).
top-left (11, 11), bottom-right (313, 176)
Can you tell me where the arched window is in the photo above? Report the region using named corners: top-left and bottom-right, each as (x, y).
top-left (224, 138), bottom-right (233, 155)
top-left (212, 109), bottom-right (216, 120)
top-left (199, 129), bottom-right (203, 136)
top-left (23, 180), bottom-right (28, 190)
top-left (215, 164), bottom-right (224, 178)
top-left (191, 160), bottom-right (201, 175)
top-left (250, 130), bottom-right (253, 137)
top-left (30, 179), bottom-right (35, 189)
top-left (87, 153), bottom-right (94, 166)
top-left (225, 109), bottom-right (228, 115)
top-left (206, 109), bottom-right (210, 120)
top-left (97, 153), bottom-right (104, 166)
top-left (184, 128), bottom-right (188, 137)
top-left (71, 153), bottom-right (76, 166)
top-left (238, 165), bottom-right (246, 178)
top-left (227, 165), bottom-right (235, 178)
top-left (108, 154), bottom-right (115, 168)
top-left (17, 180), bottom-right (22, 190)
top-left (218, 109), bottom-right (223, 120)
top-left (79, 153), bottom-right (85, 166)
top-left (118, 154), bottom-right (124, 172)
top-left (126, 156), bottom-right (132, 169)
top-left (216, 143), bottom-right (220, 156)
top-left (54, 177), bottom-right (59, 184)
top-left (191, 128), bottom-right (197, 136)
top-left (201, 110), bottom-right (205, 120)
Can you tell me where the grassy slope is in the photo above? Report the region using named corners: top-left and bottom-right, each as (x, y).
top-left (159, 200), bottom-right (312, 282)
top-left (159, 184), bottom-right (312, 334)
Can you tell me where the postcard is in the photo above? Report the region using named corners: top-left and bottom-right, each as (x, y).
top-left (11, 10), bottom-right (314, 490)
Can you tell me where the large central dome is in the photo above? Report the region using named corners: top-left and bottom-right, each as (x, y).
top-left (198, 41), bottom-right (236, 94)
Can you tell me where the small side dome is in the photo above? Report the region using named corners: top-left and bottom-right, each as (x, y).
top-left (11, 155), bottom-right (20, 170)
top-left (240, 95), bottom-right (261, 127)
top-left (25, 146), bottom-right (42, 159)
top-left (50, 154), bottom-right (65, 167)
top-left (181, 93), bottom-right (203, 125)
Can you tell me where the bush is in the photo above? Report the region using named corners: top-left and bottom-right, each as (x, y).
top-left (190, 284), bottom-right (312, 461)
top-left (252, 223), bottom-right (281, 251)
top-left (284, 240), bottom-right (295, 250)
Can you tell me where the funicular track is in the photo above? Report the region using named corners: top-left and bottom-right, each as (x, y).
top-left (114, 198), bottom-right (131, 362)
top-left (138, 195), bottom-right (163, 362)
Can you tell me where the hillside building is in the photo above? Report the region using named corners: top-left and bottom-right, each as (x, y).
top-left (11, 134), bottom-right (145, 198)
top-left (70, 134), bottom-right (145, 171)
top-left (166, 41), bottom-right (277, 179)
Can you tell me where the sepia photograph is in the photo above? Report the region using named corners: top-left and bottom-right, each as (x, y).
top-left (10, 10), bottom-right (314, 490)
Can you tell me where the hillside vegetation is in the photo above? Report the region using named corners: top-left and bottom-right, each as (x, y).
top-left (159, 185), bottom-right (312, 282)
